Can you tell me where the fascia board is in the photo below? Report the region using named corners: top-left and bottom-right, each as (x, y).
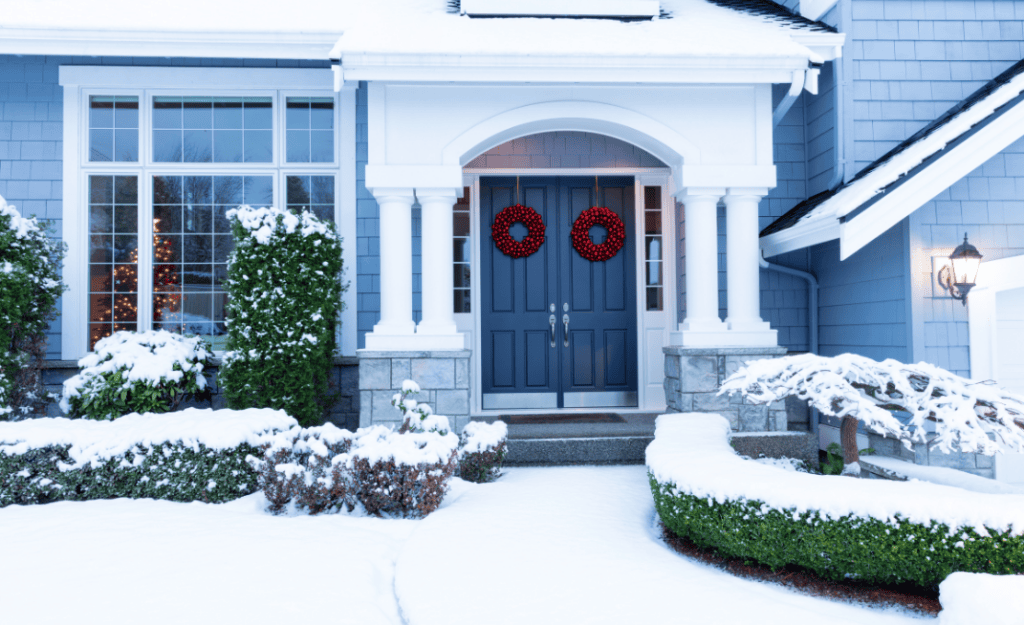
top-left (59, 66), bottom-right (333, 89)
top-left (461, 0), bottom-right (659, 18)
top-left (759, 216), bottom-right (839, 258)
top-left (339, 54), bottom-right (811, 84)
top-left (790, 32), bottom-right (845, 61)
top-left (838, 96), bottom-right (1024, 260)
top-left (0, 28), bottom-right (340, 60)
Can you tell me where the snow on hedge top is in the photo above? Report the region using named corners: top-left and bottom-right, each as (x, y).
top-left (332, 0), bottom-right (823, 60)
top-left (939, 573), bottom-right (1024, 625)
top-left (60, 331), bottom-right (211, 411)
top-left (459, 420), bottom-right (508, 454)
top-left (227, 205), bottom-right (334, 245)
top-left (0, 194), bottom-right (42, 240)
top-left (0, 408), bottom-right (297, 469)
top-left (646, 413), bottom-right (1024, 535)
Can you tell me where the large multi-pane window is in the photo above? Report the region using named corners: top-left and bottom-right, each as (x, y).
top-left (83, 90), bottom-right (338, 350)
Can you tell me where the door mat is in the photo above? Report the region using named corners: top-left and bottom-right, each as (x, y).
top-left (499, 414), bottom-right (627, 425)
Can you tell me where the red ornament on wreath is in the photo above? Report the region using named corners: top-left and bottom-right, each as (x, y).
top-left (491, 204), bottom-right (546, 258)
top-left (571, 206), bottom-right (626, 262)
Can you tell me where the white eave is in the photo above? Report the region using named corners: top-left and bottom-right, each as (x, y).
top-left (460, 0), bottom-right (661, 18)
top-left (0, 27), bottom-right (342, 60)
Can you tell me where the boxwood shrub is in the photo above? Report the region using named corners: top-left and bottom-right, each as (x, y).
top-left (651, 477), bottom-right (1024, 588)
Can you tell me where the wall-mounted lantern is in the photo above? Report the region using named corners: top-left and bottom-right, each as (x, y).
top-left (938, 233), bottom-right (983, 306)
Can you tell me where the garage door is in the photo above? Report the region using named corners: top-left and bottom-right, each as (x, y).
top-left (995, 287), bottom-right (1024, 484)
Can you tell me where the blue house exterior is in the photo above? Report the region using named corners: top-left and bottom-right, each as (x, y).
top-left (1, 0), bottom-right (1023, 477)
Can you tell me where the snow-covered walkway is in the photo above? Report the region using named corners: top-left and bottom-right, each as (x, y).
top-left (396, 466), bottom-right (927, 625)
top-left (0, 466), bottom-right (929, 624)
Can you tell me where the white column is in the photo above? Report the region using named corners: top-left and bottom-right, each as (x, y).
top-left (678, 189), bottom-right (729, 344)
top-left (366, 189), bottom-right (416, 349)
top-left (724, 189), bottom-right (776, 345)
top-left (416, 188), bottom-right (463, 349)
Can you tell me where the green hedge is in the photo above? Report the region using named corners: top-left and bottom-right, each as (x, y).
top-left (1, 442), bottom-right (261, 507)
top-left (651, 476), bottom-right (1024, 588)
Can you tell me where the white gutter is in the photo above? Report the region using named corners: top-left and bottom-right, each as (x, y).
top-left (772, 70), bottom-right (806, 127)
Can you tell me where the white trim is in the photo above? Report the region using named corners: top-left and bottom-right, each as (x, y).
top-left (61, 83), bottom-right (86, 359)
top-left (760, 215), bottom-right (840, 258)
top-left (461, 0), bottom-right (659, 18)
top-left (3, 28), bottom-right (339, 60)
top-left (60, 67), bottom-right (333, 91)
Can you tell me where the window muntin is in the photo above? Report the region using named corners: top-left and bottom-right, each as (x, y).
top-left (88, 175), bottom-right (140, 349)
top-left (152, 96), bottom-right (273, 163)
top-left (285, 97), bottom-right (334, 163)
top-left (453, 187), bottom-right (471, 313)
top-left (89, 96), bottom-right (139, 162)
top-left (286, 175), bottom-right (335, 224)
top-left (152, 175), bottom-right (273, 350)
top-left (643, 185), bottom-right (663, 311)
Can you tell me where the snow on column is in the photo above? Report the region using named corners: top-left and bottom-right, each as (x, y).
top-left (416, 188), bottom-right (463, 348)
top-left (367, 189), bottom-right (416, 346)
top-left (724, 189), bottom-right (774, 344)
top-left (678, 190), bottom-right (728, 339)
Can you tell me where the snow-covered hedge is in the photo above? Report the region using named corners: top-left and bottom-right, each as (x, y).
top-left (60, 330), bottom-right (212, 420)
top-left (0, 194), bottom-right (65, 420)
top-left (0, 408), bottom-right (295, 507)
top-left (457, 420), bottom-right (508, 483)
top-left (938, 573), bottom-right (1024, 625)
top-left (251, 420), bottom-right (459, 518)
top-left (219, 206), bottom-right (345, 427)
top-left (647, 413), bottom-right (1024, 587)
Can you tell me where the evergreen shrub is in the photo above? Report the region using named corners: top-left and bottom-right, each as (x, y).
top-left (60, 330), bottom-right (212, 420)
top-left (0, 408), bottom-right (295, 507)
top-left (219, 206), bottom-right (345, 426)
top-left (651, 478), bottom-right (1024, 588)
top-left (0, 195), bottom-right (66, 420)
top-left (457, 420), bottom-right (508, 483)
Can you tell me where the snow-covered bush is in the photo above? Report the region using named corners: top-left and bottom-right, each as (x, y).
top-left (60, 330), bottom-right (212, 420)
top-left (219, 206), bottom-right (345, 427)
top-left (0, 195), bottom-right (66, 420)
top-left (720, 353), bottom-right (1024, 471)
top-left (458, 420), bottom-right (508, 483)
top-left (0, 408), bottom-right (295, 507)
top-left (392, 380), bottom-right (451, 434)
top-left (250, 413), bottom-right (460, 518)
top-left (251, 423), bottom-right (355, 515)
top-left (647, 413), bottom-right (1024, 587)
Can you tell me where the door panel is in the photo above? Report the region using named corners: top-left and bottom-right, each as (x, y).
top-left (480, 176), bottom-right (637, 409)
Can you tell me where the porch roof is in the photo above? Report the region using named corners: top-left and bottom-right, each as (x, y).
top-left (760, 57), bottom-right (1024, 261)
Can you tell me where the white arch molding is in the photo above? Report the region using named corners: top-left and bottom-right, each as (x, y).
top-left (442, 100), bottom-right (701, 178)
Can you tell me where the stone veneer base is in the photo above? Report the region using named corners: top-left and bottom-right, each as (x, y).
top-left (663, 345), bottom-right (790, 432)
top-left (358, 349), bottom-right (471, 432)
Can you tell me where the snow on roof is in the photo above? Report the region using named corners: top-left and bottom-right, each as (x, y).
top-left (331, 0), bottom-right (834, 60)
top-left (761, 58), bottom-right (1024, 244)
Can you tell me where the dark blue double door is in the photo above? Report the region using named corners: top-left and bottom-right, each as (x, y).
top-left (481, 177), bottom-right (638, 410)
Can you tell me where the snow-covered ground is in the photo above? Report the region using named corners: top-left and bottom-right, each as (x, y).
top-left (0, 466), bottom-right (929, 625)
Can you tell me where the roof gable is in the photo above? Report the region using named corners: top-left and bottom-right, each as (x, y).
top-left (761, 58), bottom-right (1024, 260)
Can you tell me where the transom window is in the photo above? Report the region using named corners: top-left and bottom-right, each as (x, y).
top-left (80, 89), bottom-right (339, 350)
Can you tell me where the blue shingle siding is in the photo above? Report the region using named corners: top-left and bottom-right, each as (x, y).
top-left (812, 218), bottom-right (911, 362)
top-left (355, 84), bottom-right (380, 349)
top-left (849, 0), bottom-right (1024, 173)
top-left (0, 54), bottom-right (331, 358)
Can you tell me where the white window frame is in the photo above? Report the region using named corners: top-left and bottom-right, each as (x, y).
top-left (60, 66), bottom-right (357, 359)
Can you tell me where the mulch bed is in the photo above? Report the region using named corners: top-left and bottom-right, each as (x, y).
top-left (660, 524), bottom-right (942, 617)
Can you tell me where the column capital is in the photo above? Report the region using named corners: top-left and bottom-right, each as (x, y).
top-left (674, 187), bottom-right (726, 200)
top-left (416, 187), bottom-right (463, 202)
top-left (724, 187), bottom-right (771, 200)
top-left (370, 187), bottom-right (416, 203)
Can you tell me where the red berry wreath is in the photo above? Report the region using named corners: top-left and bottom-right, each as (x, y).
top-left (571, 206), bottom-right (626, 262)
top-left (491, 204), bottom-right (546, 258)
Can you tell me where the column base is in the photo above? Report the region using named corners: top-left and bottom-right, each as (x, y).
top-left (365, 332), bottom-right (465, 351)
top-left (670, 328), bottom-right (778, 348)
top-left (358, 349), bottom-right (472, 432)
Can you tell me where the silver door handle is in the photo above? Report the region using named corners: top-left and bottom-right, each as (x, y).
top-left (562, 313), bottom-right (570, 347)
top-left (549, 314), bottom-right (556, 347)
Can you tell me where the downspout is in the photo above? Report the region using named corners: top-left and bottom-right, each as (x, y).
top-left (759, 254), bottom-right (819, 436)
top-left (772, 70), bottom-right (806, 127)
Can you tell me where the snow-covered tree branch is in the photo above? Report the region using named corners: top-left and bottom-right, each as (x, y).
top-left (719, 353), bottom-right (1024, 459)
